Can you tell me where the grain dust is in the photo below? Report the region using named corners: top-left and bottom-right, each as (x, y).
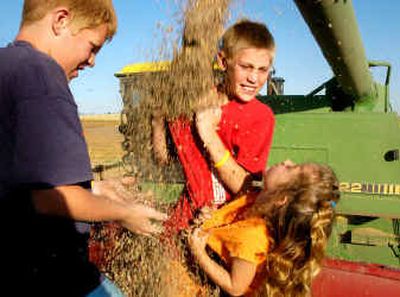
top-left (92, 1), bottom-right (233, 296)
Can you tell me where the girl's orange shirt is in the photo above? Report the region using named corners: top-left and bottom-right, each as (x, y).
top-left (202, 193), bottom-right (269, 265)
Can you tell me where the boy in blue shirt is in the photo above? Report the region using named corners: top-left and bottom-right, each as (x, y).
top-left (0, 1), bottom-right (165, 295)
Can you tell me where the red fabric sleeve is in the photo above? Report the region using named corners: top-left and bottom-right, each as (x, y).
top-left (162, 119), bottom-right (215, 235)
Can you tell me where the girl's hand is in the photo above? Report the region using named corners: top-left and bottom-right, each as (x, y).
top-left (192, 205), bottom-right (216, 226)
top-left (189, 228), bottom-right (209, 255)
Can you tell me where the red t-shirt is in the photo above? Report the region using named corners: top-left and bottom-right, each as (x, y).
top-left (218, 99), bottom-right (275, 174)
top-left (164, 98), bottom-right (274, 232)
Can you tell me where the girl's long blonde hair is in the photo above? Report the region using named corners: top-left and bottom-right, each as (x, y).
top-left (250, 163), bottom-right (340, 297)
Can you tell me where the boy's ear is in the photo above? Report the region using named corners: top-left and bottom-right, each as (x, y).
top-left (51, 7), bottom-right (71, 36)
top-left (216, 51), bottom-right (228, 71)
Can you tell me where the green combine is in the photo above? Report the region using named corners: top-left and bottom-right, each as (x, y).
top-left (113, 0), bottom-right (400, 295)
top-left (261, 0), bottom-right (400, 268)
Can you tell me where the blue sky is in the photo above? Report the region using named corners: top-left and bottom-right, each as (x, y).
top-left (1, 0), bottom-right (399, 114)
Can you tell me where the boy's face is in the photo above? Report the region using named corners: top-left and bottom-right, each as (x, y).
top-left (54, 23), bottom-right (108, 81)
top-left (223, 48), bottom-right (272, 102)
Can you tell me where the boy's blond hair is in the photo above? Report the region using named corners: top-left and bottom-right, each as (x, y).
top-left (21, 0), bottom-right (117, 41)
top-left (221, 19), bottom-right (275, 61)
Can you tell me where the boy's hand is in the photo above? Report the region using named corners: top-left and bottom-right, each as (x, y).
top-left (195, 106), bottom-right (222, 140)
top-left (92, 177), bottom-right (167, 236)
top-left (195, 89), bottom-right (228, 144)
top-left (92, 176), bottom-right (137, 204)
top-left (196, 87), bottom-right (227, 110)
top-left (119, 203), bottom-right (167, 236)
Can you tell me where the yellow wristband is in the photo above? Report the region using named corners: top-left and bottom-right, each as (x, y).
top-left (214, 150), bottom-right (230, 168)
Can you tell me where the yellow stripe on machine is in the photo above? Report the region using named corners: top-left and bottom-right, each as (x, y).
top-left (115, 60), bottom-right (222, 77)
top-left (115, 61), bottom-right (171, 77)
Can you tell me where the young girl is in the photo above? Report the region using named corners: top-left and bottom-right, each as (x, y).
top-left (188, 160), bottom-right (340, 296)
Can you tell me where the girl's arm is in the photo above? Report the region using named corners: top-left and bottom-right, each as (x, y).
top-left (189, 228), bottom-right (257, 296)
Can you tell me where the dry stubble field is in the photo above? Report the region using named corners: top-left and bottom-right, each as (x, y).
top-left (81, 114), bottom-right (182, 202)
top-left (81, 114), bottom-right (125, 179)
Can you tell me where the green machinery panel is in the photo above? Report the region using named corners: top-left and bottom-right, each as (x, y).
top-left (259, 102), bottom-right (400, 266)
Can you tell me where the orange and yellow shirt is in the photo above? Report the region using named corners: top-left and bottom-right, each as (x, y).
top-left (202, 193), bottom-right (269, 266)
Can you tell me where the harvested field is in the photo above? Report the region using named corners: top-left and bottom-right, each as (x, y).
top-left (81, 115), bottom-right (125, 179)
top-left (80, 114), bottom-right (183, 198)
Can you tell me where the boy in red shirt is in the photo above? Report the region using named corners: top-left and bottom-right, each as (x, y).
top-left (153, 20), bottom-right (275, 233)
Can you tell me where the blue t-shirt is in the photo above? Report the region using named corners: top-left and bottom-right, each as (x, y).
top-left (0, 41), bottom-right (100, 294)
